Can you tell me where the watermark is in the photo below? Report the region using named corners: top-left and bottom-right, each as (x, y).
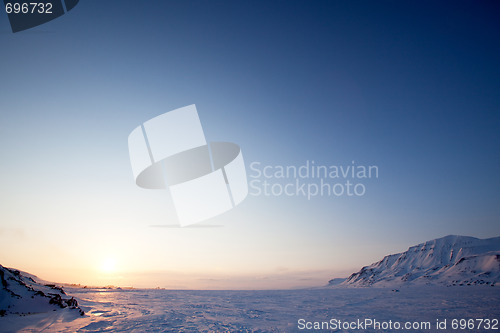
top-left (297, 318), bottom-right (499, 331)
top-left (3, 0), bottom-right (80, 33)
top-left (298, 318), bottom-right (432, 330)
top-left (128, 105), bottom-right (248, 227)
top-left (128, 106), bottom-right (378, 225)
top-left (249, 160), bottom-right (378, 200)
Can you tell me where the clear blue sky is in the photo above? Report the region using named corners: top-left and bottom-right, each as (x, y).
top-left (0, 0), bottom-right (499, 288)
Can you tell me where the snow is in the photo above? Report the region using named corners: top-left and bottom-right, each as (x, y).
top-left (0, 265), bottom-right (83, 317)
top-left (341, 235), bottom-right (500, 287)
top-left (1, 286), bottom-right (499, 332)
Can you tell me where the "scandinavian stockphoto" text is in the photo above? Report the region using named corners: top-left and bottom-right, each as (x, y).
top-left (249, 160), bottom-right (379, 199)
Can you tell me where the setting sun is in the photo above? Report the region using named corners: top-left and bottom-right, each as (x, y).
top-left (100, 257), bottom-right (117, 273)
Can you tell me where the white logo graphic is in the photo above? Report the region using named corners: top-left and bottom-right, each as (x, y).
top-left (128, 105), bottom-right (248, 226)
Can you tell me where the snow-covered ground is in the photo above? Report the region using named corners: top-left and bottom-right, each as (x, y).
top-left (1, 286), bottom-right (499, 332)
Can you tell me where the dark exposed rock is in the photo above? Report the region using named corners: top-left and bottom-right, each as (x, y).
top-left (0, 264), bottom-right (84, 316)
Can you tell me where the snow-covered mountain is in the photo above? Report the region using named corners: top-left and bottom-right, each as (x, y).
top-left (336, 235), bottom-right (500, 287)
top-left (0, 264), bottom-right (83, 316)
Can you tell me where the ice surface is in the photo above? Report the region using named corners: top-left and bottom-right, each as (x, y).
top-left (2, 286), bottom-right (499, 332)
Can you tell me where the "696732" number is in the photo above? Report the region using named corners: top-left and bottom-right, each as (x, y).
top-left (5, 2), bottom-right (53, 14)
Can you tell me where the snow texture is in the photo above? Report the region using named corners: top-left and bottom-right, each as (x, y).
top-left (0, 287), bottom-right (498, 332)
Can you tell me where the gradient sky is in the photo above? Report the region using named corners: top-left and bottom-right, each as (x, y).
top-left (0, 0), bottom-right (499, 289)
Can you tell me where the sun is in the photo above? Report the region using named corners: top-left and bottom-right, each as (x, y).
top-left (100, 257), bottom-right (116, 273)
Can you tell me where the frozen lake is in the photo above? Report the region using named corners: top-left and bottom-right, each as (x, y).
top-left (2, 287), bottom-right (499, 332)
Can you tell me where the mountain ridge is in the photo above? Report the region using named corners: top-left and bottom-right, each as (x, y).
top-left (333, 235), bottom-right (500, 287)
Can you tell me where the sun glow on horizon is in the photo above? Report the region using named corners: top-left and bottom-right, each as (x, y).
top-left (100, 257), bottom-right (117, 274)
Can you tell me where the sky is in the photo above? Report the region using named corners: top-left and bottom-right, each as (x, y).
top-left (0, 0), bottom-right (499, 289)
